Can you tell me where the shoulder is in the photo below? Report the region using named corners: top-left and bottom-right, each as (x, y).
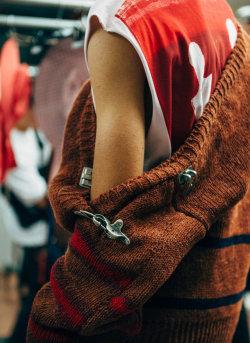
top-left (85, 0), bottom-right (135, 58)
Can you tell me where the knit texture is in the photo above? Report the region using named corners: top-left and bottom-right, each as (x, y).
top-left (27, 27), bottom-right (250, 343)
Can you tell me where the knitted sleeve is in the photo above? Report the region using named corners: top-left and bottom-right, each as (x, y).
top-left (27, 28), bottom-right (250, 343)
top-left (48, 80), bottom-right (95, 232)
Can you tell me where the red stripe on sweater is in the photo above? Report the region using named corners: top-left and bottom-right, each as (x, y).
top-left (110, 296), bottom-right (133, 316)
top-left (50, 267), bottom-right (85, 328)
top-left (71, 229), bottom-right (131, 288)
top-left (110, 297), bottom-right (142, 336)
top-left (29, 318), bottom-right (70, 343)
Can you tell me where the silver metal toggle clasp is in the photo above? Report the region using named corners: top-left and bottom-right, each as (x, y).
top-left (178, 166), bottom-right (197, 195)
top-left (74, 210), bottom-right (130, 245)
top-left (79, 167), bottom-right (93, 189)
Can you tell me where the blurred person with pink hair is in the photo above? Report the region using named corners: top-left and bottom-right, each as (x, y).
top-left (0, 39), bottom-right (52, 343)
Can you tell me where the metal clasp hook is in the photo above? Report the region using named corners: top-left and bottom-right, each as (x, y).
top-left (74, 210), bottom-right (130, 245)
top-left (79, 167), bottom-right (92, 189)
top-left (178, 166), bottom-right (197, 195)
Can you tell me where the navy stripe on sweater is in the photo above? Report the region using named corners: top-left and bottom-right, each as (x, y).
top-left (146, 290), bottom-right (244, 310)
top-left (197, 234), bottom-right (250, 249)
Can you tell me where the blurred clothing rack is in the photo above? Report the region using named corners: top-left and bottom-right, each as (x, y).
top-left (0, 14), bottom-right (84, 30)
top-left (0, 0), bottom-right (94, 11)
top-left (0, 0), bottom-right (95, 31)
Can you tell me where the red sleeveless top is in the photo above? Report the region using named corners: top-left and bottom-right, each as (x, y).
top-left (85, 0), bottom-right (237, 170)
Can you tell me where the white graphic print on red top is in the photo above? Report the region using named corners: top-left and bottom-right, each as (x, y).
top-left (188, 43), bottom-right (213, 120)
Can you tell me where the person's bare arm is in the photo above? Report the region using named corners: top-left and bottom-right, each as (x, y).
top-left (87, 28), bottom-right (146, 200)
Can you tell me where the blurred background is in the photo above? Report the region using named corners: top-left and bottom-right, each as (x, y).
top-left (0, 1), bottom-right (249, 342)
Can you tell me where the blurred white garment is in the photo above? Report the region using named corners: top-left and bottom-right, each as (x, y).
top-left (0, 128), bottom-right (52, 247)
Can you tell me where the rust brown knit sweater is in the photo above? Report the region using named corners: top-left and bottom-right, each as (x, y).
top-left (27, 27), bottom-right (250, 343)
